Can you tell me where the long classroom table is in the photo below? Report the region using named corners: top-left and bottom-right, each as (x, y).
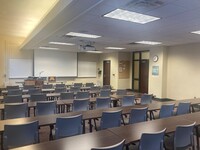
top-left (11, 112), bottom-right (200, 150)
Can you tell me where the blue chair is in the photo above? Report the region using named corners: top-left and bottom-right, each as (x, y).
top-left (102, 85), bottom-right (111, 90)
top-left (141, 94), bottom-right (152, 104)
top-left (159, 104), bottom-right (174, 118)
top-left (86, 83), bottom-right (94, 87)
top-left (4, 103), bottom-right (28, 119)
top-left (70, 86), bottom-right (80, 94)
top-left (129, 107), bottom-right (148, 124)
top-left (100, 110), bottom-right (122, 130)
top-left (174, 122), bottom-right (196, 150)
top-left (7, 89), bottom-right (22, 95)
top-left (35, 101), bottom-right (56, 116)
top-left (3, 121), bottom-right (39, 149)
top-left (6, 85), bottom-right (19, 90)
top-left (23, 85), bottom-right (35, 90)
top-left (60, 92), bottom-right (74, 100)
top-left (54, 114), bottom-right (82, 139)
top-left (74, 83), bottom-right (83, 87)
top-left (139, 128), bottom-right (166, 150)
top-left (55, 84), bottom-right (65, 88)
top-left (121, 95), bottom-right (135, 106)
top-left (176, 102), bottom-right (191, 115)
top-left (55, 87), bottom-right (66, 93)
top-left (42, 84), bottom-right (53, 89)
top-left (73, 99), bottom-right (89, 112)
top-left (76, 91), bottom-right (90, 99)
top-left (96, 97), bottom-right (111, 109)
top-left (91, 139), bottom-right (125, 150)
top-left (30, 93), bottom-right (46, 102)
top-left (28, 88), bottom-right (41, 94)
top-left (100, 89), bottom-right (111, 97)
top-left (116, 89), bottom-right (127, 95)
top-left (4, 95), bottom-right (23, 103)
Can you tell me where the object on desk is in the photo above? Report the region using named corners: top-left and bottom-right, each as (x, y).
top-left (48, 76), bottom-right (56, 82)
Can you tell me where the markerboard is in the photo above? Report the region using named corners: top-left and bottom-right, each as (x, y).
top-left (9, 59), bottom-right (33, 78)
top-left (78, 61), bottom-right (96, 77)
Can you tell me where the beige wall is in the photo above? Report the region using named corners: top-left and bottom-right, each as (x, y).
top-left (166, 43), bottom-right (200, 99)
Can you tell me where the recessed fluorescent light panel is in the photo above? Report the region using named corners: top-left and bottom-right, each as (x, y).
top-left (104, 9), bottom-right (160, 24)
top-left (135, 41), bottom-right (162, 45)
top-left (49, 42), bottom-right (75, 45)
top-left (191, 30), bottom-right (200, 35)
top-left (66, 32), bottom-right (101, 38)
top-left (105, 47), bottom-right (125, 50)
top-left (86, 51), bottom-right (102, 53)
top-left (39, 46), bottom-right (59, 50)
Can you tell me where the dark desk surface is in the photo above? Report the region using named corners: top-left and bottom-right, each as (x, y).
top-left (108, 115), bottom-right (194, 144)
top-left (11, 130), bottom-right (123, 150)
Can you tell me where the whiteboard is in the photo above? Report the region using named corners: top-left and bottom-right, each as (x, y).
top-left (9, 59), bottom-right (33, 78)
top-left (34, 50), bottom-right (77, 77)
top-left (78, 61), bottom-right (96, 77)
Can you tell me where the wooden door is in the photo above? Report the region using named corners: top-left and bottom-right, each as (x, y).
top-left (140, 60), bottom-right (149, 93)
top-left (103, 60), bottom-right (110, 85)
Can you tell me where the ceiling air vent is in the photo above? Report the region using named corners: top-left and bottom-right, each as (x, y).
top-left (128, 42), bottom-right (140, 45)
top-left (126, 0), bottom-right (164, 8)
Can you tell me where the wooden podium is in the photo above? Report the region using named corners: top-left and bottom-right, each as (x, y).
top-left (24, 78), bottom-right (44, 88)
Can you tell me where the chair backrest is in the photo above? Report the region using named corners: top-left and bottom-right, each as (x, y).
top-left (116, 89), bottom-right (127, 96)
top-left (96, 97), bottom-right (111, 109)
top-left (23, 85), bottom-right (35, 90)
top-left (42, 84), bottom-right (53, 89)
top-left (139, 128), bottom-right (166, 150)
top-left (159, 104), bottom-right (175, 118)
top-left (102, 85), bottom-right (111, 90)
top-left (60, 92), bottom-right (74, 100)
top-left (7, 89), bottom-right (22, 96)
top-left (74, 83), bottom-right (83, 87)
top-left (4, 103), bottom-right (28, 119)
top-left (4, 95), bottom-right (23, 103)
top-left (70, 86), bottom-right (80, 93)
top-left (3, 121), bottom-right (39, 149)
top-left (141, 94), bottom-right (152, 104)
top-left (55, 84), bottom-right (66, 88)
top-left (100, 110), bottom-right (122, 130)
top-left (91, 139), bottom-right (125, 150)
top-left (73, 99), bottom-right (89, 112)
top-left (55, 114), bottom-right (82, 139)
top-left (30, 93), bottom-right (46, 102)
top-left (6, 85), bottom-right (19, 90)
top-left (35, 101), bottom-right (56, 116)
top-left (176, 102), bottom-right (191, 115)
top-left (121, 95), bottom-right (135, 106)
top-left (90, 86), bottom-right (101, 92)
top-left (129, 107), bottom-right (148, 124)
top-left (174, 122), bottom-right (195, 149)
top-left (76, 91), bottom-right (90, 99)
top-left (28, 88), bottom-right (41, 94)
top-left (55, 87), bottom-right (66, 93)
top-left (100, 89), bottom-right (111, 97)
top-left (85, 83), bottom-right (94, 87)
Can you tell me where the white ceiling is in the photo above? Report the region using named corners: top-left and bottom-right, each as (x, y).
top-left (18, 0), bottom-right (200, 52)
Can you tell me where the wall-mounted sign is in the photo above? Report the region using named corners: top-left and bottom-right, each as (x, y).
top-left (152, 66), bottom-right (159, 76)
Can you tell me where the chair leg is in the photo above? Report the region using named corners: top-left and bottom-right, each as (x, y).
top-left (93, 118), bottom-right (98, 131)
top-left (49, 125), bottom-right (54, 140)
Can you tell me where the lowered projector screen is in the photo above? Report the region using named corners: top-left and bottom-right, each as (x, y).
top-left (34, 50), bottom-right (77, 77)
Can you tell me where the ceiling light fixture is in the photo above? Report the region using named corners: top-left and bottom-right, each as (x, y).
top-left (49, 42), bottom-right (75, 45)
top-left (104, 9), bottom-right (160, 24)
top-left (86, 51), bottom-right (102, 53)
top-left (66, 32), bottom-right (101, 38)
top-left (135, 41), bottom-right (162, 45)
top-left (191, 30), bottom-right (200, 35)
top-left (105, 47), bottom-right (125, 50)
top-left (39, 46), bottom-right (59, 50)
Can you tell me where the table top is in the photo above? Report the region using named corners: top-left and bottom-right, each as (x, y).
top-left (11, 130), bottom-right (123, 150)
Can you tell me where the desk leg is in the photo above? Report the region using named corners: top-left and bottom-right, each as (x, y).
top-left (83, 120), bottom-right (85, 134)
top-left (1, 132), bottom-right (3, 150)
top-left (196, 126), bottom-right (199, 150)
top-left (89, 119), bottom-right (93, 132)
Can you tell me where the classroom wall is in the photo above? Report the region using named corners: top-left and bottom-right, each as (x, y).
top-left (166, 43), bottom-right (200, 100)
